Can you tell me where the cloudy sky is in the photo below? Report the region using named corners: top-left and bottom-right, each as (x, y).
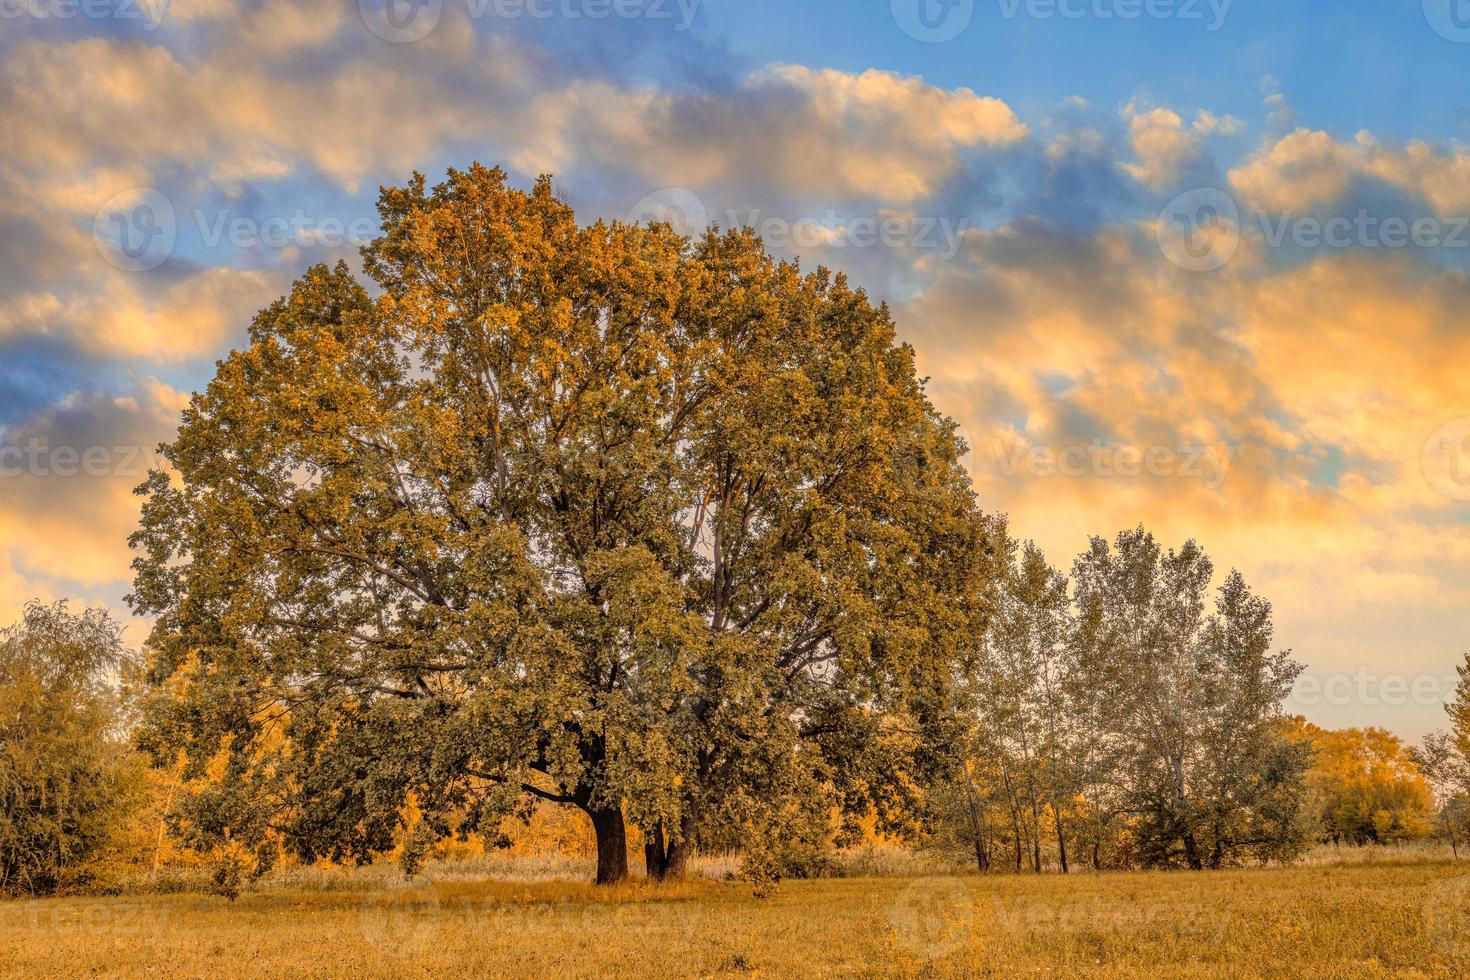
top-left (2, 0), bottom-right (1468, 737)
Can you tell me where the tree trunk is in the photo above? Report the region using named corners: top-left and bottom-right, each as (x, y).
top-left (1001, 761), bottom-right (1024, 872)
top-left (1054, 809), bottom-right (1070, 874)
top-left (589, 805), bottom-right (629, 885)
top-left (644, 822), bottom-right (667, 878)
top-left (643, 814), bottom-right (695, 881)
top-left (961, 763), bottom-right (990, 872)
top-left (663, 813), bottom-right (694, 879)
top-left (1181, 829), bottom-right (1204, 871)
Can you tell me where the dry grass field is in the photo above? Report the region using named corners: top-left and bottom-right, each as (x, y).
top-left (5, 853), bottom-right (1470, 978)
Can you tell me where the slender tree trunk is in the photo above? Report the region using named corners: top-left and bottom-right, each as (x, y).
top-left (663, 812), bottom-right (695, 879)
top-left (1023, 767), bottom-right (1044, 871)
top-left (153, 774), bottom-right (178, 877)
top-left (588, 805), bottom-right (629, 885)
top-left (1001, 761), bottom-right (1024, 872)
top-left (961, 762), bottom-right (990, 872)
top-left (1054, 809), bottom-right (1070, 874)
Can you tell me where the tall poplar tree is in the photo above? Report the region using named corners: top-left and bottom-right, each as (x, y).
top-left (1069, 528), bottom-right (1308, 869)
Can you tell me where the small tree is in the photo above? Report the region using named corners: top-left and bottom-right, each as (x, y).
top-left (1415, 662), bottom-right (1470, 857)
top-left (0, 601), bottom-right (139, 896)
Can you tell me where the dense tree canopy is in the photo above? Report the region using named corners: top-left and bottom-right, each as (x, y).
top-left (129, 165), bottom-right (997, 884)
top-left (1296, 723), bottom-right (1434, 845)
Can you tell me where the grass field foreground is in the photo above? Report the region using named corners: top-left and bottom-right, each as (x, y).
top-left (6, 858), bottom-right (1470, 977)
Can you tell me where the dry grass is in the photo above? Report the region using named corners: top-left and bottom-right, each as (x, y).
top-left (5, 857), bottom-right (1470, 977)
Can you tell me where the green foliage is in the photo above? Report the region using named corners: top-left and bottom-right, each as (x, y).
top-left (0, 601), bottom-right (141, 896)
top-left (129, 164), bottom-right (996, 886)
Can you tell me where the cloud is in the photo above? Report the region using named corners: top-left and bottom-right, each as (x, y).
top-left (0, 28), bottom-right (520, 192)
top-left (0, 380), bottom-right (185, 593)
top-left (519, 66), bottom-right (1028, 205)
top-left (1119, 107), bottom-right (1203, 191)
top-left (895, 214), bottom-right (1470, 733)
top-left (1231, 128), bottom-right (1470, 216)
top-left (1, 14), bottom-right (1468, 736)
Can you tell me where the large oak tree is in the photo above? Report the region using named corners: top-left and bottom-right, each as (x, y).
top-left (130, 165), bottom-right (996, 884)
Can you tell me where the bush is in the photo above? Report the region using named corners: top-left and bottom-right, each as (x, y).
top-left (0, 601), bottom-right (141, 897)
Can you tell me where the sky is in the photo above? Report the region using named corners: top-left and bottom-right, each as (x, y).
top-left (1, 0), bottom-right (1469, 739)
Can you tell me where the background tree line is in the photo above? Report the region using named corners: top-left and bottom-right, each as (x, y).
top-left (2, 165), bottom-right (1465, 896)
top-left (932, 529), bottom-right (1310, 872)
